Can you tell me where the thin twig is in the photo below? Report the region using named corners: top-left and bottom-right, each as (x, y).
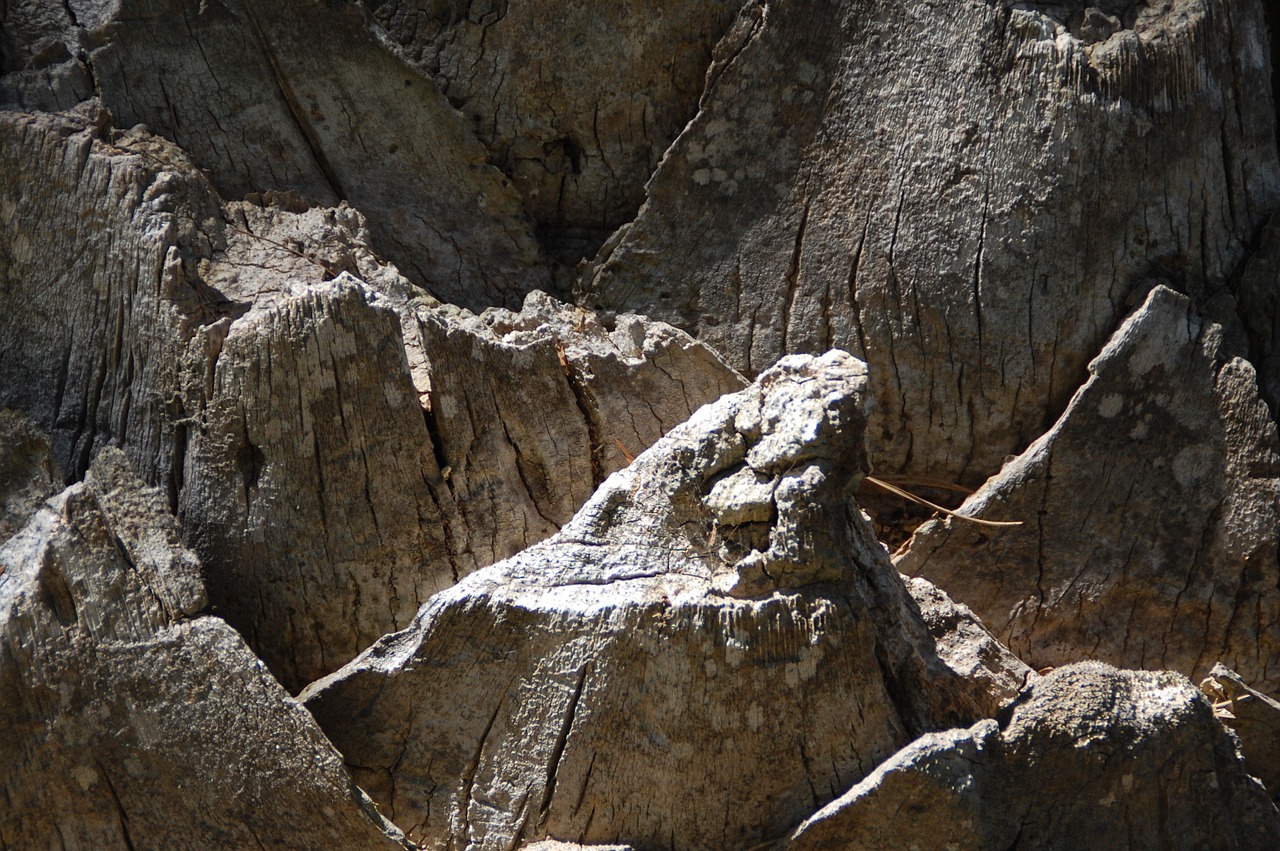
top-left (863, 475), bottom-right (1023, 528)
top-left (611, 436), bottom-right (636, 464)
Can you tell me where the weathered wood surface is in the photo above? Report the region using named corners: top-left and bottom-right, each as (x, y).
top-left (303, 353), bottom-right (1017, 850)
top-left (0, 449), bottom-right (410, 850)
top-left (4, 0), bottom-right (549, 309)
top-left (1201, 663), bottom-right (1280, 802)
top-left (3, 0), bottom-right (1280, 844)
top-left (899, 287), bottom-right (1280, 694)
top-left (584, 0), bottom-right (1280, 485)
top-left (366, 0), bottom-right (743, 267)
top-left (786, 664), bottom-right (1280, 850)
top-left (0, 407), bottom-right (62, 544)
top-left (0, 106), bottom-right (745, 689)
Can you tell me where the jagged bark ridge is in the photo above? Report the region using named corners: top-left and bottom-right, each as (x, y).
top-left (0, 449), bottom-right (410, 850)
top-left (303, 353), bottom-right (1009, 851)
top-left (899, 287), bottom-right (1280, 694)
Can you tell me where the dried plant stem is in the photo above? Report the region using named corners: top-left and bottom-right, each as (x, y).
top-left (863, 475), bottom-right (1023, 528)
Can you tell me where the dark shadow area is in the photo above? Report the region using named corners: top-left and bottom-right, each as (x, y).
top-left (1268, 0), bottom-right (1280, 152)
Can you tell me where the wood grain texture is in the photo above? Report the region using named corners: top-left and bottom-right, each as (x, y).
top-left (583, 0), bottom-right (1280, 485)
top-left (0, 450), bottom-right (409, 850)
top-left (899, 287), bottom-right (1280, 694)
top-left (304, 353), bottom-right (1012, 850)
top-left (786, 664), bottom-right (1280, 850)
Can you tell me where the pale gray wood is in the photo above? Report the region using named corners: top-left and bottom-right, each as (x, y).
top-left (303, 353), bottom-right (1012, 851)
top-left (583, 0), bottom-right (1280, 485)
top-left (0, 106), bottom-right (746, 690)
top-left (0, 449), bottom-right (410, 850)
top-left (898, 287), bottom-right (1280, 694)
top-left (786, 664), bottom-right (1280, 850)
